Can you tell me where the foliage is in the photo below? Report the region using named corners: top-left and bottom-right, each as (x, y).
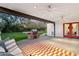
top-left (0, 13), bottom-right (23, 32)
top-left (0, 13), bottom-right (47, 42)
top-left (38, 29), bottom-right (47, 35)
top-left (20, 20), bottom-right (47, 31)
top-left (0, 18), bottom-right (6, 31)
top-left (0, 13), bottom-right (47, 33)
top-left (1, 32), bottom-right (28, 42)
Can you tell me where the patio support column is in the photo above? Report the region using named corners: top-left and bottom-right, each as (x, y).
top-left (54, 23), bottom-right (55, 37)
top-left (47, 23), bottom-right (54, 37)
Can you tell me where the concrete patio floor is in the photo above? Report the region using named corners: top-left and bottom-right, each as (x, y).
top-left (17, 36), bottom-right (79, 56)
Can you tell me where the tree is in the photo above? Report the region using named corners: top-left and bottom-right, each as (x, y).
top-left (0, 13), bottom-right (23, 32)
top-left (0, 18), bottom-right (6, 31)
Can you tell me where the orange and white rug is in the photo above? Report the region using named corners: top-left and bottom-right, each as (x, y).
top-left (21, 42), bottom-right (79, 56)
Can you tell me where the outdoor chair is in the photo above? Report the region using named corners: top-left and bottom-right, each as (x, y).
top-left (0, 40), bottom-right (5, 52)
top-left (4, 39), bottom-right (25, 56)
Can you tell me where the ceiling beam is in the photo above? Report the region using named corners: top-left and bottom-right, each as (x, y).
top-left (0, 6), bottom-right (55, 23)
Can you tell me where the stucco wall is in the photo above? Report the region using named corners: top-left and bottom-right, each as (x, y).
top-left (47, 19), bottom-right (79, 37)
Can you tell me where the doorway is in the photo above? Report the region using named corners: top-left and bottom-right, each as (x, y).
top-left (63, 22), bottom-right (79, 38)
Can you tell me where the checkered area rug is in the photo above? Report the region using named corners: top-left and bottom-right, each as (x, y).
top-left (21, 41), bottom-right (79, 56)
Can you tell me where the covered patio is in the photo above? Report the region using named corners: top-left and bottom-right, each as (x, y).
top-left (0, 3), bottom-right (79, 56)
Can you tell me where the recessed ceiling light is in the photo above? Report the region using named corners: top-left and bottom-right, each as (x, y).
top-left (34, 6), bottom-right (37, 8)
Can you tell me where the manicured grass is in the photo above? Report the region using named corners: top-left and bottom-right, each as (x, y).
top-left (1, 30), bottom-right (46, 42)
top-left (38, 30), bottom-right (47, 35)
top-left (1, 32), bottom-right (28, 42)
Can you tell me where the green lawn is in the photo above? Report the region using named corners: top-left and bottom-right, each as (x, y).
top-left (1, 32), bottom-right (28, 42)
top-left (38, 30), bottom-right (47, 35)
top-left (1, 30), bottom-right (46, 42)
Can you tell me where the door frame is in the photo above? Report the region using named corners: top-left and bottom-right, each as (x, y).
top-left (63, 22), bottom-right (79, 38)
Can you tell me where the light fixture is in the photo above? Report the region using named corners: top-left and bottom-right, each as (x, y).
top-left (47, 4), bottom-right (56, 12)
top-left (48, 5), bottom-right (52, 8)
top-left (48, 4), bottom-right (54, 9)
top-left (34, 6), bottom-right (37, 8)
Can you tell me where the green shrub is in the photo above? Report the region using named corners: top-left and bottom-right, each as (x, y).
top-left (1, 32), bottom-right (28, 42)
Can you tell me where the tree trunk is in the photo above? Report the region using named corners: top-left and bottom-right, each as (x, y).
top-left (0, 31), bottom-right (1, 40)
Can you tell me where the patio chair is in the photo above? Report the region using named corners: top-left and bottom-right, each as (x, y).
top-left (0, 40), bottom-right (8, 52)
top-left (0, 40), bottom-right (5, 52)
top-left (4, 39), bottom-right (25, 56)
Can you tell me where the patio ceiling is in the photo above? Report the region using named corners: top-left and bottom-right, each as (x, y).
top-left (0, 6), bottom-right (54, 23)
top-left (0, 3), bottom-right (79, 22)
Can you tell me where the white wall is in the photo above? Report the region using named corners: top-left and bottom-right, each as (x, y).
top-left (47, 23), bottom-right (54, 36)
top-left (47, 18), bottom-right (79, 37)
top-left (55, 21), bottom-right (63, 37)
top-left (55, 19), bottom-right (79, 37)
